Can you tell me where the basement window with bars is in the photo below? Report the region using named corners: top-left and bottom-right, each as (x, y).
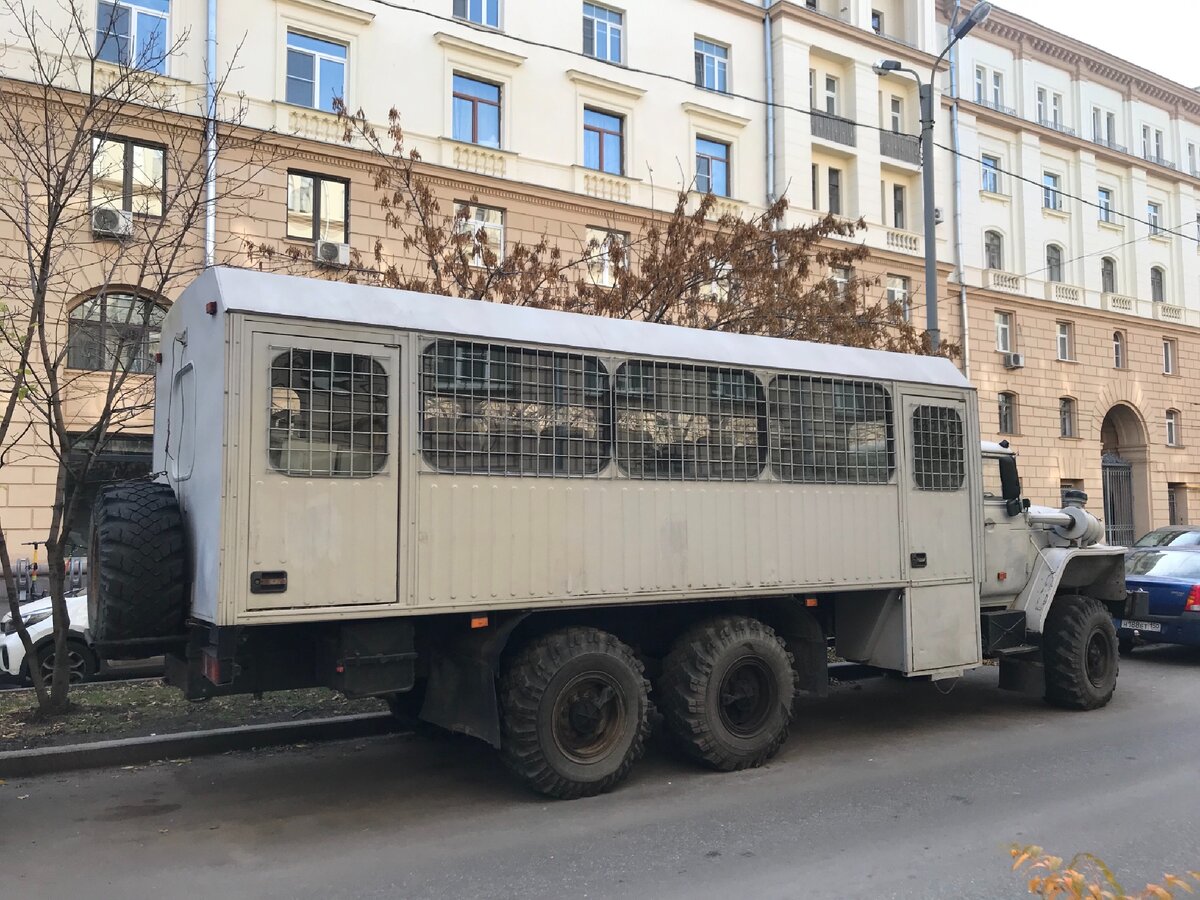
top-left (268, 349), bottom-right (389, 477)
top-left (768, 376), bottom-right (894, 484)
top-left (614, 362), bottom-right (766, 480)
top-left (911, 404), bottom-right (965, 491)
top-left (420, 340), bottom-right (610, 476)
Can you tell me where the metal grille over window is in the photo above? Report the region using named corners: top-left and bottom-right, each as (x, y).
top-left (612, 362), bottom-right (765, 481)
top-left (268, 350), bottom-right (388, 477)
top-left (420, 340), bottom-right (610, 476)
top-left (911, 405), bottom-right (965, 491)
top-left (768, 377), bottom-right (893, 484)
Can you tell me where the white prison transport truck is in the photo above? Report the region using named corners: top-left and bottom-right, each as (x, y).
top-left (88, 268), bottom-right (1135, 799)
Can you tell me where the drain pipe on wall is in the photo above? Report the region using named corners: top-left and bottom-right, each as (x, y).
top-left (948, 0), bottom-right (970, 377)
top-left (203, 0), bottom-right (217, 267)
top-left (763, 0), bottom-right (776, 206)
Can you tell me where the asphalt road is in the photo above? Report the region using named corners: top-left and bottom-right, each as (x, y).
top-left (6, 646), bottom-right (1199, 900)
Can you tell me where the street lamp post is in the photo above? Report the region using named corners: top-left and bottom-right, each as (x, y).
top-left (874, 1), bottom-right (992, 353)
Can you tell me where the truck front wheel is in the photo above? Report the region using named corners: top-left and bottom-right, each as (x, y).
top-left (1043, 594), bottom-right (1118, 710)
top-left (658, 615), bottom-right (795, 771)
top-left (499, 628), bottom-right (652, 800)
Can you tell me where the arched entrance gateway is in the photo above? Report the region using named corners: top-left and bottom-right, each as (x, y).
top-left (1100, 404), bottom-right (1150, 545)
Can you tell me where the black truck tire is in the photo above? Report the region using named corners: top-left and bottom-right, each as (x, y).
top-left (499, 627), bottom-right (652, 800)
top-left (89, 480), bottom-right (188, 657)
top-left (658, 615), bottom-right (795, 771)
top-left (1043, 594), bottom-right (1118, 710)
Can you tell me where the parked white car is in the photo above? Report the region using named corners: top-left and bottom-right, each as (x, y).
top-left (0, 594), bottom-right (98, 685)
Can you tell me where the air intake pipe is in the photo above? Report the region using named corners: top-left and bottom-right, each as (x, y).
top-left (1026, 490), bottom-right (1105, 546)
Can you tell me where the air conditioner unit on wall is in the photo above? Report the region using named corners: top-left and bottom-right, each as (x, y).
top-left (314, 240), bottom-right (350, 268)
top-left (1003, 352), bottom-right (1025, 370)
top-left (92, 206), bottom-right (132, 238)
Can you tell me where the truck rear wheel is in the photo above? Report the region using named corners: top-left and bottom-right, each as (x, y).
top-left (499, 628), bottom-right (651, 800)
top-left (1043, 594), bottom-right (1118, 710)
top-left (658, 615), bottom-right (794, 771)
top-left (88, 481), bottom-right (188, 657)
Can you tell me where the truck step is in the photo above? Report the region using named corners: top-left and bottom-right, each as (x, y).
top-left (989, 643), bottom-right (1040, 658)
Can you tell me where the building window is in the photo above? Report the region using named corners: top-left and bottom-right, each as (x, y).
top-left (1147, 202), bottom-right (1163, 236)
top-left (270, 349), bottom-right (389, 478)
top-left (584, 227), bottom-right (627, 287)
top-left (889, 184), bottom-right (905, 229)
top-left (582, 3), bottom-right (623, 64)
top-left (695, 138), bottom-right (730, 197)
top-left (1142, 125), bottom-right (1165, 162)
top-left (1059, 397), bottom-right (1076, 438)
top-left (830, 266), bottom-right (851, 299)
top-left (886, 275), bottom-right (910, 321)
top-left (452, 74), bottom-right (501, 148)
top-left (973, 65), bottom-right (1003, 107)
top-left (694, 38), bottom-right (728, 93)
top-left (811, 163), bottom-right (819, 208)
top-left (808, 68), bottom-right (815, 108)
top-left (96, 0), bottom-right (168, 73)
top-left (67, 293), bottom-right (166, 373)
top-left (974, 66), bottom-right (985, 103)
top-left (1056, 321), bottom-right (1073, 361)
top-left (285, 31), bottom-right (346, 113)
top-left (583, 108), bottom-right (624, 175)
top-left (980, 154), bottom-right (1000, 193)
top-left (871, 9), bottom-right (883, 33)
top-left (1113, 330), bottom-right (1125, 369)
top-left (998, 392), bottom-right (1017, 435)
top-left (1046, 244), bottom-right (1064, 283)
top-left (91, 135), bottom-right (165, 217)
top-left (286, 171), bottom-right (348, 243)
top-left (1169, 483), bottom-right (1188, 525)
top-left (1042, 171), bottom-right (1062, 210)
top-left (1163, 337), bottom-right (1177, 375)
top-left (1097, 187), bottom-right (1114, 223)
top-left (454, 202), bottom-right (505, 266)
top-left (984, 230), bottom-right (1004, 270)
top-left (453, 0), bottom-right (499, 28)
top-left (1101, 256), bottom-right (1117, 294)
top-left (889, 96), bottom-right (902, 133)
top-left (1151, 265), bottom-right (1166, 302)
top-left (824, 75), bottom-right (838, 115)
top-left (994, 310), bottom-right (1012, 352)
top-left (1166, 409), bottom-right (1181, 447)
top-left (991, 71), bottom-right (1003, 107)
top-left (827, 167), bottom-right (841, 215)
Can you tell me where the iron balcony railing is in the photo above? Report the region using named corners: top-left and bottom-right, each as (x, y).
top-left (811, 111), bottom-right (856, 147)
top-left (1036, 117), bottom-right (1077, 137)
top-left (879, 130), bottom-right (920, 164)
top-left (1143, 152), bottom-right (1177, 170)
top-left (1092, 136), bottom-right (1129, 155)
top-left (974, 96), bottom-right (1017, 117)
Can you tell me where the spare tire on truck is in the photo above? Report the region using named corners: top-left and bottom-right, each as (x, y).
top-left (88, 480), bottom-right (189, 658)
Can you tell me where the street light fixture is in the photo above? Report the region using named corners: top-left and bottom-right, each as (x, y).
top-left (875, 1), bottom-right (992, 352)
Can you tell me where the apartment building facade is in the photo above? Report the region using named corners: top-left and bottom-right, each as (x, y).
top-left (944, 0), bottom-right (1200, 542)
top-left (0, 0), bottom-right (956, 552)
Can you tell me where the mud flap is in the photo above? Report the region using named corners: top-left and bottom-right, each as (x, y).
top-left (998, 653), bottom-right (1045, 696)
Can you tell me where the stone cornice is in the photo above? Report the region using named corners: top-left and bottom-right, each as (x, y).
top-left (565, 69), bottom-right (647, 101)
top-left (433, 32), bottom-right (526, 68)
top-left (680, 101), bottom-right (752, 129)
top-left (276, 0), bottom-right (375, 27)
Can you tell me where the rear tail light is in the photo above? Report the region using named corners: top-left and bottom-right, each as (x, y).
top-left (1186, 585), bottom-right (1200, 612)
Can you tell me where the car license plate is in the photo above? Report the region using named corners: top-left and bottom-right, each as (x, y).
top-left (1118, 619), bottom-right (1162, 633)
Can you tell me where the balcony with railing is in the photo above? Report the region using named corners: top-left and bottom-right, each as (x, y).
top-left (885, 229), bottom-right (921, 254)
top-left (985, 269), bottom-right (1024, 294)
top-left (1045, 282), bottom-right (1084, 305)
top-left (974, 96), bottom-right (1017, 117)
top-left (1036, 118), bottom-right (1077, 138)
top-left (880, 131), bottom-right (920, 165)
top-left (811, 111), bottom-right (856, 147)
top-left (1092, 136), bottom-right (1129, 155)
top-left (1143, 152), bottom-right (1176, 170)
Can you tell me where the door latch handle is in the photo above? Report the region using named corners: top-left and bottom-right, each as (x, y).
top-left (910, 553), bottom-right (928, 568)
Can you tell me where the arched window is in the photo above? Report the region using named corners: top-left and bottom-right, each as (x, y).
top-left (1059, 397), bottom-right (1077, 438)
top-left (1151, 266), bottom-right (1166, 302)
top-left (1112, 331), bottom-right (1125, 369)
top-left (984, 230), bottom-right (1004, 270)
top-left (1045, 244), bottom-right (1064, 283)
top-left (998, 391), bottom-right (1017, 435)
top-left (1101, 256), bottom-right (1117, 294)
top-left (1166, 409), bottom-right (1181, 447)
top-left (66, 293), bottom-right (166, 373)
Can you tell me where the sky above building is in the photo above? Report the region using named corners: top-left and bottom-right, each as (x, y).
top-left (994, 0), bottom-right (1200, 90)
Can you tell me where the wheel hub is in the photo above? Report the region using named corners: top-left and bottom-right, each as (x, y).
top-left (718, 656), bottom-right (775, 738)
top-left (1085, 631), bottom-right (1112, 688)
top-left (552, 673), bottom-right (625, 764)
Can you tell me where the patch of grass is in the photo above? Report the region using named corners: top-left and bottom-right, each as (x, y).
top-left (0, 681), bottom-right (387, 752)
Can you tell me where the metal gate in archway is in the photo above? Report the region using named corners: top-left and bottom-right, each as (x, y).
top-left (1102, 452), bottom-right (1135, 545)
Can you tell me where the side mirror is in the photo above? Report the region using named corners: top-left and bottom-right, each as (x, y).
top-left (1006, 497), bottom-right (1023, 518)
top-left (998, 455), bottom-right (1022, 517)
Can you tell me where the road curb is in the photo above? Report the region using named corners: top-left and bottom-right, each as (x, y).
top-left (0, 712), bottom-right (408, 778)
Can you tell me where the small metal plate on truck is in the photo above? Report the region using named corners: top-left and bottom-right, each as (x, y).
top-left (1116, 619), bottom-right (1161, 633)
top-left (250, 571), bottom-right (288, 594)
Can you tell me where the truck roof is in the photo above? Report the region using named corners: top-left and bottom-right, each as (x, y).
top-left (191, 267), bottom-right (973, 390)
